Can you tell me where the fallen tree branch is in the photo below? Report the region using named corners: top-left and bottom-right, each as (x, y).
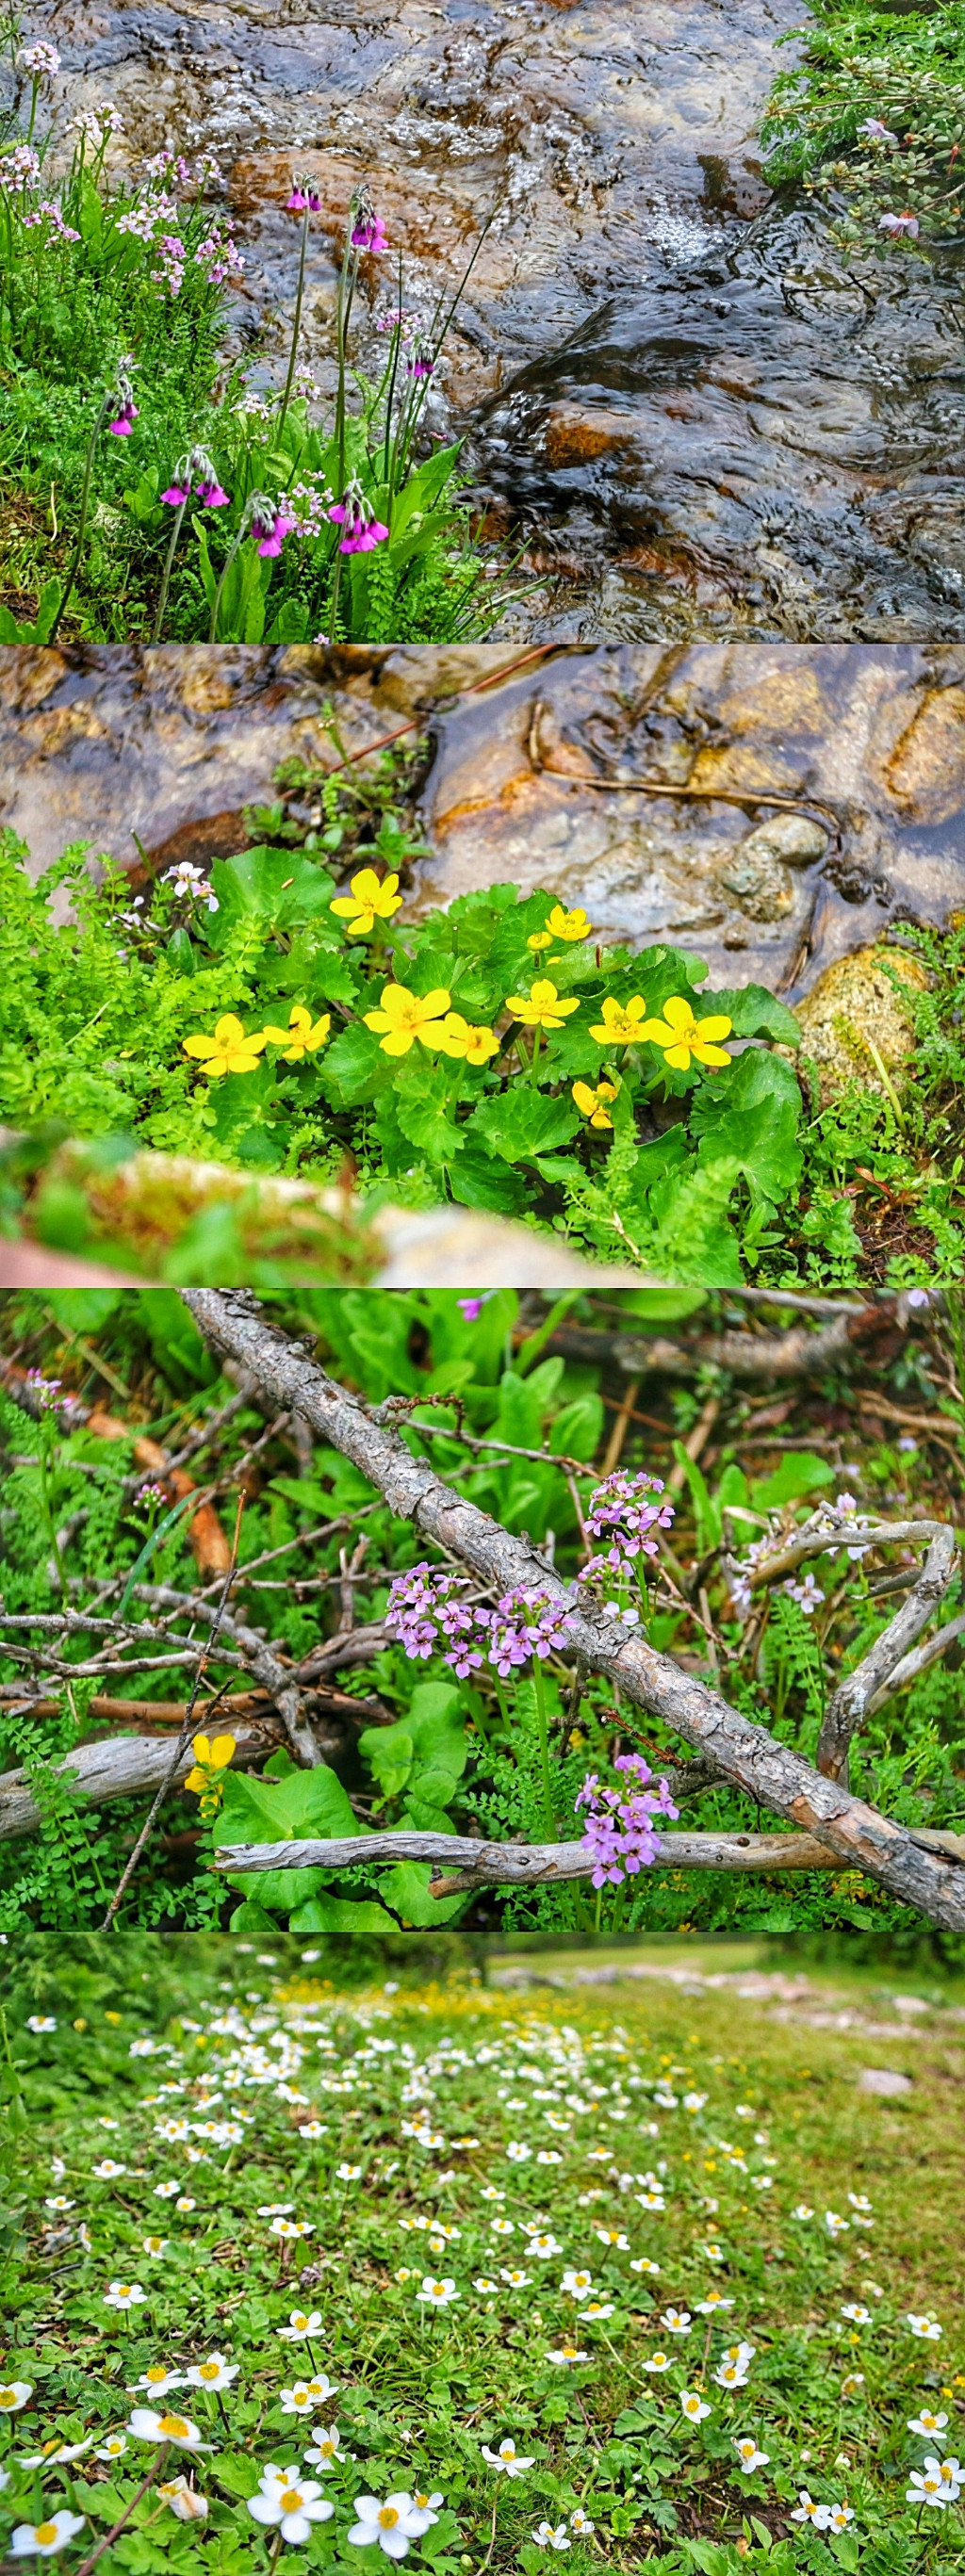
top-left (545, 1308), bottom-right (897, 1383)
top-left (816, 1526), bottom-right (958, 1780)
top-left (179, 1291), bottom-right (965, 1932)
top-left (213, 1828), bottom-right (853, 1886)
top-left (866, 1608), bottom-right (965, 1716)
top-left (0, 1719), bottom-right (280, 1842)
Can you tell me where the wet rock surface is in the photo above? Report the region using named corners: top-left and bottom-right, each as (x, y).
top-left (21, 0), bottom-right (965, 637)
top-left (2, 643), bottom-right (963, 999)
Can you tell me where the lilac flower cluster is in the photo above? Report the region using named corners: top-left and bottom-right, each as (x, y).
top-left (24, 1371), bottom-right (80, 1420)
top-left (385, 1566), bottom-right (577, 1683)
top-left (581, 1470), bottom-right (676, 1583)
top-left (575, 1753), bottom-right (679, 1889)
top-left (22, 199), bottom-right (80, 243)
top-left (783, 1573), bottom-right (825, 1616)
top-left (161, 860), bottom-right (220, 915)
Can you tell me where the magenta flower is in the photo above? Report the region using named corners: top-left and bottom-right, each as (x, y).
top-left (457, 1294), bottom-right (496, 1319)
top-left (109, 396), bottom-right (139, 435)
top-left (287, 177), bottom-right (321, 213)
top-left (349, 182), bottom-right (386, 253)
top-left (575, 1754), bottom-right (679, 1887)
top-left (406, 334), bottom-right (436, 381)
top-left (251, 501), bottom-right (296, 558)
top-left (160, 448), bottom-right (230, 510)
top-left (196, 476), bottom-right (230, 506)
top-left (580, 1470), bottom-right (676, 1583)
top-left (328, 475), bottom-right (389, 554)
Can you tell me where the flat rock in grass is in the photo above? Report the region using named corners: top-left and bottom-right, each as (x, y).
top-left (857, 2066), bottom-right (914, 2097)
top-left (793, 944), bottom-right (928, 1104)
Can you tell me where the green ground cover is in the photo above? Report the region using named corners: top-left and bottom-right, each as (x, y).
top-left (761, 1), bottom-right (965, 251)
top-left (0, 1942), bottom-right (961, 2574)
top-left (2, 738), bottom-right (963, 1287)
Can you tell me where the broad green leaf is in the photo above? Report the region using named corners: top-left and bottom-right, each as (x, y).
top-left (469, 1088), bottom-right (580, 1166)
top-left (751, 1452), bottom-right (835, 1508)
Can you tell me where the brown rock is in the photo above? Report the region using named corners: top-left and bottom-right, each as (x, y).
top-left (793, 944), bottom-right (928, 1101)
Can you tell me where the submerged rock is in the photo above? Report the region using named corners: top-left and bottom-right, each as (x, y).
top-left (793, 944), bottom-right (929, 1101)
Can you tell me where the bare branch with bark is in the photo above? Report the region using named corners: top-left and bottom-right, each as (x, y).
top-left (213, 1828), bottom-right (855, 1887)
top-left (0, 1720), bottom-right (280, 1842)
top-left (178, 1290), bottom-right (965, 1932)
top-left (816, 1526), bottom-right (958, 1781)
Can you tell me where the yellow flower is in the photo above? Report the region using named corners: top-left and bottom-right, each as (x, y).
top-left (573, 1079), bottom-right (618, 1131)
top-left (363, 982), bottom-right (452, 1056)
top-left (526, 930), bottom-right (555, 954)
top-left (435, 1012), bottom-right (499, 1066)
top-left (638, 994), bottom-right (733, 1069)
top-left (260, 1004), bottom-right (331, 1062)
top-left (182, 1016), bottom-right (268, 1078)
top-left (184, 1733), bottom-right (237, 1794)
top-left (546, 905), bottom-right (592, 942)
top-left (587, 994), bottom-right (651, 1047)
top-left (330, 868), bottom-right (402, 936)
top-left (505, 979), bottom-right (580, 1032)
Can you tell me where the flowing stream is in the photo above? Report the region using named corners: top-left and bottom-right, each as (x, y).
top-left (22, 0), bottom-right (965, 641)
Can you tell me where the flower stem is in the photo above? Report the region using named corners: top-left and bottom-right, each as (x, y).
top-left (531, 1654), bottom-right (556, 1839)
top-left (48, 387), bottom-right (113, 644)
top-left (334, 236), bottom-right (356, 494)
top-left (531, 1023), bottom-right (542, 1084)
top-left (278, 203), bottom-right (310, 436)
top-left (208, 527), bottom-right (245, 644)
top-left (151, 496), bottom-right (188, 645)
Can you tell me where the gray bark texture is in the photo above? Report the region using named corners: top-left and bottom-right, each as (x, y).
top-left (0, 1720), bottom-right (276, 1841)
top-left (179, 1290), bottom-right (965, 1932)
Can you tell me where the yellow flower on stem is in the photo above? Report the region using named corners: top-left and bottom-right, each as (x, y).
top-left (330, 869), bottom-right (402, 937)
top-left (435, 1013), bottom-right (499, 1066)
top-left (639, 994), bottom-right (733, 1069)
top-left (260, 1004), bottom-right (331, 1062)
top-left (363, 983), bottom-right (452, 1056)
top-left (526, 931), bottom-right (555, 954)
top-left (505, 979), bottom-right (580, 1033)
top-left (587, 995), bottom-right (651, 1047)
top-left (184, 1734), bottom-right (237, 1794)
top-left (573, 1080), bottom-right (618, 1131)
top-left (546, 905), bottom-right (592, 942)
top-left (182, 1016), bottom-right (268, 1078)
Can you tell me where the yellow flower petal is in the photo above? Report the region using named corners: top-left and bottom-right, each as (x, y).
top-left (547, 905), bottom-right (591, 941)
top-left (191, 1736), bottom-right (212, 1768)
top-left (207, 1735), bottom-right (237, 1771)
top-left (661, 996), bottom-right (697, 1035)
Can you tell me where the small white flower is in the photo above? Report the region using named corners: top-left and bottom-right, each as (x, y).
top-left (336, 2162), bottom-right (363, 2182)
top-left (791, 2492), bottom-right (830, 2529)
top-left (679, 2390), bottom-right (712, 2423)
top-left (474, 2277), bottom-right (499, 2295)
top-left (132, 2367), bottom-right (184, 2397)
top-left (249, 2462), bottom-right (335, 2545)
top-left (92, 2160), bottom-right (127, 2180)
top-left (44, 2197), bottom-right (74, 2212)
top-left (569, 2510), bottom-right (595, 2535)
top-left (695, 2291), bottom-right (732, 2313)
top-left (499, 2268), bottom-right (532, 2291)
top-left (906, 2313), bottom-right (941, 2340)
top-left (19, 2442), bottom-right (93, 2469)
top-left (505, 2142), bottom-right (532, 2162)
top-left (104, 2282), bottom-right (146, 2311)
top-left (481, 2438), bottom-right (534, 2477)
top-left (595, 2227), bottom-right (629, 2250)
top-left (561, 2269), bottom-right (593, 2296)
top-left (840, 2375), bottom-right (865, 2398)
top-left (95, 2435), bottom-right (128, 2460)
top-left (175, 2196), bottom-right (196, 2214)
top-left (532, 2524), bottom-right (570, 2551)
top-left (643, 2351), bottom-right (672, 2373)
top-left (126, 2408), bottom-right (209, 2449)
top-left (908, 2411), bottom-right (949, 2438)
top-left (546, 2344), bottom-right (587, 2367)
top-left (347, 2491), bottom-right (436, 2555)
top-left (154, 2180), bottom-right (180, 2200)
top-left (630, 2258), bottom-right (661, 2277)
top-left (159, 2475), bottom-right (208, 2523)
top-left (9, 2512), bottom-right (87, 2558)
top-left (578, 2302), bottom-right (613, 2322)
top-left (528, 2232), bottom-right (563, 2258)
top-left (26, 2016), bottom-right (57, 2034)
top-left (792, 2204), bottom-right (813, 2222)
top-left (841, 2304), bottom-right (871, 2324)
top-left (733, 2439), bottom-right (769, 2474)
top-left (907, 2464), bottom-right (951, 2508)
top-left (278, 2310), bottom-right (323, 2341)
top-left (660, 2308), bottom-right (691, 2337)
top-left (280, 2383), bottom-right (322, 2416)
top-left (0, 2384), bottom-right (33, 2414)
top-left (417, 2276), bottom-right (459, 2307)
top-left (141, 2237), bottom-right (170, 2258)
top-left (825, 2210), bottom-right (849, 2236)
top-left (303, 2424), bottom-right (344, 2470)
top-left (184, 2354), bottom-right (239, 2392)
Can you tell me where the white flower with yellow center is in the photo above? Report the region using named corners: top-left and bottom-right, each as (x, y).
top-left (661, 2308), bottom-right (692, 2337)
top-left (126, 2408), bottom-right (209, 2449)
top-left (278, 2310), bottom-right (323, 2342)
top-left (695, 2291), bottom-right (732, 2313)
top-left (579, 2302), bottom-right (613, 2322)
top-left (0, 2384), bottom-right (32, 2415)
top-left (44, 2197), bottom-right (74, 2213)
top-left (280, 2383), bottom-right (321, 2416)
top-left (546, 2344), bottom-right (587, 2368)
top-left (95, 2436), bottom-right (128, 2461)
top-left (104, 2282), bottom-right (146, 2311)
top-left (643, 2352), bottom-right (672, 2374)
top-left (132, 2367), bottom-right (184, 2397)
top-left (336, 2162), bottom-right (363, 2182)
top-left (908, 2411), bottom-right (949, 2438)
top-left (679, 2390), bottom-right (712, 2423)
top-left (248, 2463), bottom-right (334, 2544)
top-left (185, 2354), bottom-right (238, 2392)
top-left (733, 2439), bottom-right (769, 2473)
top-left (481, 2439), bottom-right (534, 2477)
top-left (26, 2017), bottom-right (57, 2034)
top-left (532, 2524), bottom-right (570, 2552)
top-left (348, 2491), bottom-right (437, 2556)
top-left (906, 2314), bottom-right (942, 2341)
top-left (630, 2258), bottom-right (662, 2278)
top-left (19, 2441), bottom-right (92, 2469)
top-left (141, 2237), bottom-right (170, 2258)
top-left (303, 2424), bottom-right (344, 2470)
top-left (91, 2160), bottom-right (127, 2180)
top-left (569, 2510), bottom-right (595, 2535)
top-left (9, 2512), bottom-right (86, 2557)
top-left (417, 2276), bottom-right (459, 2307)
top-left (474, 2277), bottom-right (499, 2295)
top-left (561, 2270), bottom-right (593, 2296)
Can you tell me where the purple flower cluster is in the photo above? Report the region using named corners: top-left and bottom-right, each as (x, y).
top-left (385, 1566), bottom-right (577, 1683)
top-left (581, 1469), bottom-right (676, 1583)
top-left (575, 1753), bottom-right (679, 1889)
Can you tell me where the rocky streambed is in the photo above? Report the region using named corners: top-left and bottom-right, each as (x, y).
top-left (20, 0), bottom-right (965, 640)
top-left (3, 642), bottom-right (964, 1008)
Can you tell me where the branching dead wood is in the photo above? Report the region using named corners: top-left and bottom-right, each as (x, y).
top-left (178, 1290), bottom-right (965, 1932)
